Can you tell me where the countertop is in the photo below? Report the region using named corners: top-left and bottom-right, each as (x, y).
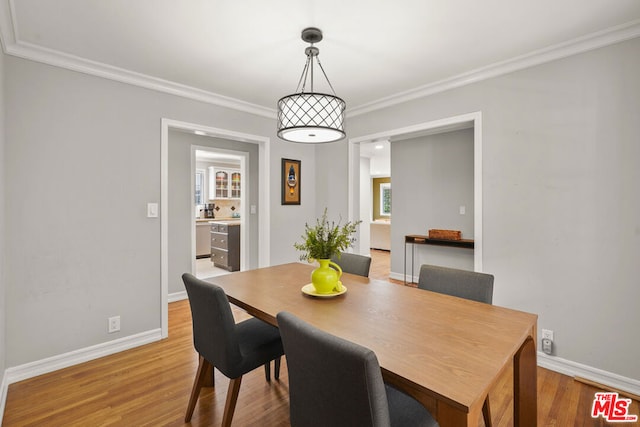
top-left (196, 218), bottom-right (241, 225)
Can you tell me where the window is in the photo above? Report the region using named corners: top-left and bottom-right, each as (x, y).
top-left (380, 183), bottom-right (391, 216)
top-left (195, 169), bottom-right (205, 205)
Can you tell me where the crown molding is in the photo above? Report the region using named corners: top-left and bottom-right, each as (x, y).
top-left (1, 1), bottom-right (638, 120)
top-left (0, 0), bottom-right (16, 52)
top-left (4, 40), bottom-right (277, 118)
top-left (0, 0), bottom-right (276, 119)
top-left (347, 19), bottom-right (640, 117)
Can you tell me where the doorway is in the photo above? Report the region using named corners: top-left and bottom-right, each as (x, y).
top-left (160, 119), bottom-right (271, 338)
top-left (359, 140), bottom-right (392, 276)
top-left (348, 112), bottom-right (483, 280)
top-left (193, 146), bottom-right (246, 279)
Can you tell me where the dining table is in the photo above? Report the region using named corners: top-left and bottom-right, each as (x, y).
top-left (205, 262), bottom-right (538, 427)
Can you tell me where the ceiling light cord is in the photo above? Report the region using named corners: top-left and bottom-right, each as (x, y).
top-left (295, 53), bottom-right (312, 93)
top-left (315, 56), bottom-right (338, 96)
top-left (296, 45), bottom-right (338, 96)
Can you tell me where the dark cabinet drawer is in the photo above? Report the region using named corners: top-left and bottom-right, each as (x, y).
top-left (210, 223), bottom-right (228, 233)
top-left (210, 232), bottom-right (229, 250)
top-left (210, 248), bottom-right (229, 268)
top-left (209, 222), bottom-right (239, 272)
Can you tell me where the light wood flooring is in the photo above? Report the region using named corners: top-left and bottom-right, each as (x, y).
top-left (3, 251), bottom-right (638, 426)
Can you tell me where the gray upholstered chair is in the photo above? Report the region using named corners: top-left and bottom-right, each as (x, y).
top-left (182, 273), bottom-right (284, 426)
top-left (277, 311), bottom-right (438, 427)
top-left (330, 252), bottom-right (372, 277)
top-left (417, 264), bottom-right (494, 426)
top-left (417, 264), bottom-right (494, 304)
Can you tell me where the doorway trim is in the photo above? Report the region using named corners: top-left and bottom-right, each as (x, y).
top-left (347, 111), bottom-right (483, 272)
top-left (161, 118), bottom-right (271, 338)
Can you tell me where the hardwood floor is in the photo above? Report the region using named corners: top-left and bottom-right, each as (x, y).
top-left (3, 254), bottom-right (638, 426)
top-left (369, 248), bottom-right (393, 281)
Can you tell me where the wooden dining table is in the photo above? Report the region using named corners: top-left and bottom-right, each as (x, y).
top-left (205, 262), bottom-right (538, 427)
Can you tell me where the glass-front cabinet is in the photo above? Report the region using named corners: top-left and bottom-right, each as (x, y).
top-left (215, 170), bottom-right (229, 198)
top-left (230, 171), bottom-right (241, 198)
top-left (208, 167), bottom-right (241, 199)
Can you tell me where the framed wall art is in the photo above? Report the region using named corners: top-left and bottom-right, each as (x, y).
top-left (281, 158), bottom-right (301, 205)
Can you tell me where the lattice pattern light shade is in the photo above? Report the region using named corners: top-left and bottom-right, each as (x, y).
top-left (277, 27), bottom-right (346, 144)
top-left (277, 92), bottom-right (346, 143)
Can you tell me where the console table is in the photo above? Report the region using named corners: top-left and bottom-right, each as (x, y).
top-left (404, 234), bottom-right (474, 284)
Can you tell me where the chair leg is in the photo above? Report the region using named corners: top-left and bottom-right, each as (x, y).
top-left (482, 397), bottom-right (492, 427)
top-left (185, 355), bottom-right (212, 422)
top-left (263, 357), bottom-right (281, 382)
top-left (222, 376), bottom-right (242, 427)
top-left (203, 359), bottom-right (214, 387)
top-left (274, 356), bottom-right (281, 380)
top-left (264, 361), bottom-right (271, 382)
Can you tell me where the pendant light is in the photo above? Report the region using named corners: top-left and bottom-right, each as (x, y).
top-left (277, 27), bottom-right (346, 143)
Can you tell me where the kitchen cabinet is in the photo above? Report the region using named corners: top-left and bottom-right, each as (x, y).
top-left (208, 167), bottom-right (241, 199)
top-left (210, 222), bottom-right (240, 271)
top-left (196, 221), bottom-right (211, 258)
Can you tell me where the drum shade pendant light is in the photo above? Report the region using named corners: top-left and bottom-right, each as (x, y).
top-left (277, 27), bottom-right (346, 143)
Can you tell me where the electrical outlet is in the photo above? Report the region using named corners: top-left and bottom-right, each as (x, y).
top-left (542, 329), bottom-right (554, 341)
top-left (542, 338), bottom-right (553, 355)
top-left (108, 316), bottom-right (121, 333)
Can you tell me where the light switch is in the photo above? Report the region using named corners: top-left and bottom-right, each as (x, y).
top-left (459, 206), bottom-right (466, 215)
top-left (147, 203), bottom-right (159, 218)
top-left (250, 205), bottom-right (257, 214)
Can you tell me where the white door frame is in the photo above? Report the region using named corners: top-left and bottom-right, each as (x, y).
top-left (161, 118), bottom-right (271, 338)
top-left (347, 111), bottom-right (483, 272)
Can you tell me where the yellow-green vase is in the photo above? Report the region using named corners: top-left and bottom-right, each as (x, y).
top-left (311, 259), bottom-right (343, 294)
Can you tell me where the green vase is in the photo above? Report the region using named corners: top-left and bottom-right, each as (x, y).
top-left (311, 259), bottom-right (343, 294)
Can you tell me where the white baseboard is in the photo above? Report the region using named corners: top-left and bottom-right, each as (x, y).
top-left (538, 352), bottom-right (640, 396)
top-left (390, 271), bottom-right (417, 283)
top-left (3, 328), bottom-right (161, 386)
top-left (0, 370), bottom-right (8, 426)
top-left (0, 328), bottom-right (162, 424)
top-left (168, 291), bottom-right (187, 303)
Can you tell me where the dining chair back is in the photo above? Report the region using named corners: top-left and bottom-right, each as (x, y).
top-left (417, 264), bottom-right (493, 304)
top-left (330, 252), bottom-right (372, 277)
top-left (277, 311), bottom-right (438, 427)
top-left (182, 273), bottom-right (283, 426)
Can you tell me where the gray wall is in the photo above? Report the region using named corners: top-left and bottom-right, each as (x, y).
top-left (168, 131), bottom-right (259, 294)
top-left (314, 142), bottom-right (349, 220)
top-left (2, 55), bottom-right (315, 366)
top-left (337, 38), bottom-right (640, 380)
top-left (0, 51), bottom-right (6, 375)
top-left (391, 129), bottom-right (474, 275)
top-left (269, 141), bottom-right (317, 264)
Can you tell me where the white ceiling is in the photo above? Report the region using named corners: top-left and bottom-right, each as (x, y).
top-left (1, 1), bottom-right (640, 116)
top-left (195, 148), bottom-right (241, 164)
top-left (361, 140), bottom-right (391, 177)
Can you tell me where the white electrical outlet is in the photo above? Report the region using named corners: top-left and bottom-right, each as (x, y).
top-left (542, 329), bottom-right (554, 341)
top-left (108, 316), bottom-right (121, 333)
